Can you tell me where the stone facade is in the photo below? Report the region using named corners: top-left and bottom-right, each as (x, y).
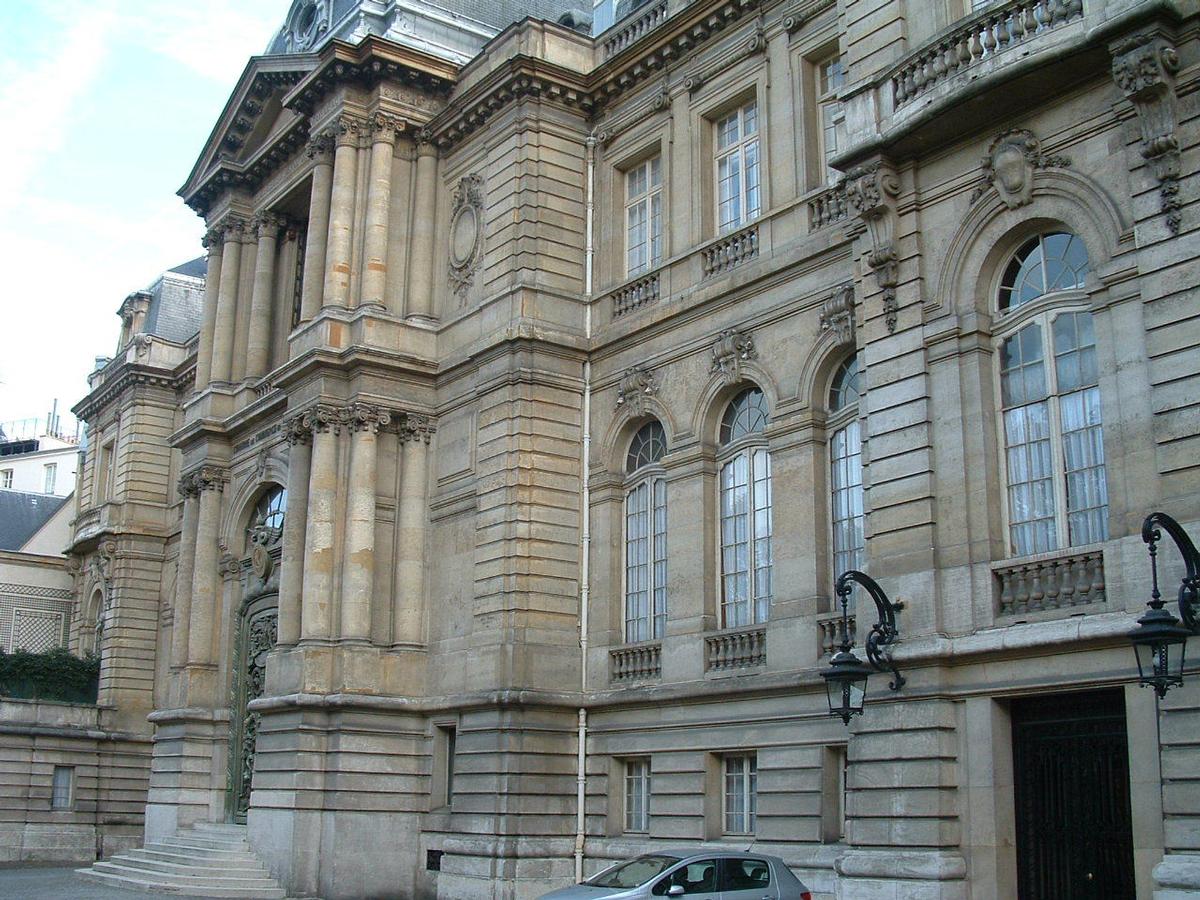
top-left (10, 0), bottom-right (1200, 896)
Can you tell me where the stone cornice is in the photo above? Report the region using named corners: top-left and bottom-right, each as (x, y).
top-left (73, 364), bottom-right (191, 423)
top-left (184, 117), bottom-right (311, 216)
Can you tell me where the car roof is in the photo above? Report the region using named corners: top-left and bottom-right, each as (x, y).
top-left (651, 850), bottom-right (782, 862)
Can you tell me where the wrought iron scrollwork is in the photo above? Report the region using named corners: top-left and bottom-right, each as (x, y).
top-left (1142, 512), bottom-right (1200, 633)
top-left (835, 569), bottom-right (906, 690)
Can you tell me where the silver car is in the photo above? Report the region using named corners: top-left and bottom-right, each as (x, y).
top-left (536, 851), bottom-right (813, 900)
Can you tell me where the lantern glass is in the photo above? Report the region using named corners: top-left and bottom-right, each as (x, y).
top-left (1129, 606), bottom-right (1190, 697)
top-left (822, 650), bottom-right (873, 724)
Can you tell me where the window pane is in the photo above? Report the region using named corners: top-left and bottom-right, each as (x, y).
top-left (1060, 387), bottom-right (1108, 546)
top-left (744, 140), bottom-right (760, 220)
top-left (626, 483), bottom-right (650, 642)
top-left (831, 420), bottom-right (864, 574)
top-left (1004, 401), bottom-right (1057, 556)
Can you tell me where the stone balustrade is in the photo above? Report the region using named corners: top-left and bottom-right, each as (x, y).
top-left (808, 183), bottom-right (849, 230)
top-left (610, 642), bottom-right (662, 682)
top-left (995, 548), bottom-right (1106, 616)
top-left (611, 272), bottom-right (661, 317)
top-left (702, 223), bottom-right (759, 279)
top-left (817, 612), bottom-right (857, 658)
top-left (705, 626), bottom-right (766, 671)
top-left (891, 0), bottom-right (1084, 109)
top-left (603, 0), bottom-right (669, 59)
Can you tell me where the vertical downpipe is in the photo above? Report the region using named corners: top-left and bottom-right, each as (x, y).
top-left (575, 131), bottom-right (597, 884)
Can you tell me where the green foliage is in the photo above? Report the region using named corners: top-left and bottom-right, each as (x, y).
top-left (0, 647), bottom-right (100, 704)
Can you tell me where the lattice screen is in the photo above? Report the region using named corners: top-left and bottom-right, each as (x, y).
top-left (10, 608), bottom-right (67, 652)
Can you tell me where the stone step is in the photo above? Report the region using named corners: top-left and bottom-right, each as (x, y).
top-left (77, 867), bottom-right (286, 899)
top-left (154, 837), bottom-right (253, 855)
top-left (191, 823), bottom-right (249, 836)
top-left (90, 860), bottom-right (281, 890)
top-left (108, 852), bottom-right (272, 878)
top-left (159, 833), bottom-right (252, 849)
top-left (125, 847), bottom-right (265, 869)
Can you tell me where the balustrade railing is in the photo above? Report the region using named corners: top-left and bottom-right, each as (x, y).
top-left (611, 272), bottom-right (661, 317)
top-left (995, 548), bottom-right (1106, 616)
top-left (702, 224), bottom-right (759, 279)
top-left (817, 612), bottom-right (857, 658)
top-left (603, 0), bottom-right (669, 59)
top-left (706, 626), bottom-right (766, 671)
top-left (891, 0), bottom-right (1084, 109)
top-left (611, 642), bottom-right (662, 682)
top-left (808, 183), bottom-right (849, 230)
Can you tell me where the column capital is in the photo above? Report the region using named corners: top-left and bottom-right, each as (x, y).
top-left (253, 211), bottom-right (288, 238)
top-left (370, 112), bottom-right (406, 144)
top-left (400, 413), bottom-right (436, 445)
top-left (219, 217), bottom-right (247, 244)
top-left (416, 130), bottom-right (438, 157)
top-left (180, 465), bottom-right (230, 495)
top-left (283, 412), bottom-right (312, 445)
top-left (306, 131), bottom-right (335, 162)
top-left (345, 402), bottom-right (392, 434)
top-left (334, 114), bottom-right (367, 147)
top-left (202, 225), bottom-right (226, 251)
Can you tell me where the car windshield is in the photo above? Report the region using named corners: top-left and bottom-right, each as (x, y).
top-left (585, 855), bottom-right (680, 888)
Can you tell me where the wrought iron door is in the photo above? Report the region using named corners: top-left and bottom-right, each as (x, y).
top-left (228, 599), bottom-right (277, 822)
top-left (1011, 689), bottom-right (1135, 899)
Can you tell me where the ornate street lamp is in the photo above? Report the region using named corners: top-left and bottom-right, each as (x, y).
top-left (821, 570), bottom-right (905, 725)
top-left (1130, 512), bottom-right (1199, 697)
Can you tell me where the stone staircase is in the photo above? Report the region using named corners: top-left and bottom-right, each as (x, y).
top-left (76, 822), bottom-right (286, 898)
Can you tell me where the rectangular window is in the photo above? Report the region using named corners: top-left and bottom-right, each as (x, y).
top-left (715, 101), bottom-right (761, 234)
top-left (1, 469), bottom-right (12, 489)
top-left (625, 156), bottom-right (663, 276)
top-left (817, 55), bottom-right (845, 184)
top-left (444, 726), bottom-right (456, 806)
top-left (830, 421), bottom-right (864, 574)
top-left (720, 449), bottom-right (773, 627)
top-left (433, 724), bottom-right (457, 808)
top-left (51, 766), bottom-right (74, 809)
top-left (43, 463), bottom-right (57, 494)
top-left (723, 754), bottom-right (757, 834)
top-left (96, 441), bottom-right (115, 503)
top-left (624, 758), bottom-right (651, 833)
top-left (625, 478), bottom-right (667, 642)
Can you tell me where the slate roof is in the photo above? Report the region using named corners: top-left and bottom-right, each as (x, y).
top-left (0, 491), bottom-right (69, 552)
top-left (169, 256), bottom-right (207, 279)
top-left (143, 260), bottom-right (205, 345)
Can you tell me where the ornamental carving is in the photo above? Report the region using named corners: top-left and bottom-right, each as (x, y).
top-left (133, 333), bottom-right (153, 359)
top-left (615, 365), bottom-right (658, 416)
top-left (711, 328), bottom-right (758, 385)
top-left (370, 112), bottom-right (406, 143)
top-left (219, 550), bottom-right (242, 579)
top-left (305, 131), bottom-right (335, 161)
top-left (284, 0), bottom-right (331, 53)
top-left (1111, 32), bottom-right (1182, 233)
top-left (230, 606), bottom-right (277, 820)
top-left (334, 115), bottom-right (366, 147)
top-left (253, 212), bottom-right (287, 238)
top-left (845, 161), bottom-right (901, 333)
top-left (820, 283), bottom-right (856, 346)
top-left (179, 465), bottom-right (229, 496)
top-left (401, 414), bottom-right (435, 445)
top-left (343, 403), bottom-right (392, 434)
top-left (685, 20), bottom-right (767, 95)
top-left (970, 129), bottom-right (1071, 209)
top-left (784, 0), bottom-right (834, 33)
top-left (448, 174), bottom-right (485, 300)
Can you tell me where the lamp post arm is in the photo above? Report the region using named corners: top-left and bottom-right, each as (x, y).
top-left (1142, 512), bottom-right (1200, 632)
top-left (835, 569), bottom-right (906, 690)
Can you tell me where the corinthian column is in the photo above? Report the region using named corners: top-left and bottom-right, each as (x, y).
top-left (361, 114), bottom-right (402, 309)
top-left (300, 133), bottom-right (334, 321)
top-left (186, 466), bottom-right (228, 667)
top-left (278, 417), bottom-right (311, 647)
top-left (406, 140), bottom-right (438, 321)
top-left (194, 228), bottom-right (223, 390)
top-left (300, 406), bottom-right (341, 641)
top-left (340, 404), bottom-right (390, 642)
top-left (169, 475), bottom-right (201, 668)
top-left (209, 221), bottom-right (244, 383)
top-left (324, 116), bottom-right (363, 310)
top-left (394, 414), bottom-right (433, 644)
top-left (246, 213), bottom-right (283, 378)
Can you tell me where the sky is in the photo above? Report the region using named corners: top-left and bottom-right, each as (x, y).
top-left (0, 1), bottom-right (291, 439)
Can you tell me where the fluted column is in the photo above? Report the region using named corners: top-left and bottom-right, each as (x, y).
top-left (407, 140), bottom-right (438, 321)
top-left (194, 229), bottom-right (224, 390)
top-left (209, 221), bottom-right (244, 383)
top-left (186, 466), bottom-right (228, 667)
top-left (324, 116), bottom-right (363, 310)
top-left (278, 418), bottom-right (311, 647)
top-left (340, 404), bottom-right (390, 642)
top-left (169, 477), bottom-right (201, 668)
top-left (230, 227), bottom-right (258, 383)
top-left (300, 133), bottom-right (334, 321)
top-left (361, 114), bottom-right (402, 309)
top-left (300, 406), bottom-right (340, 641)
top-left (246, 213), bottom-right (283, 378)
top-left (394, 414), bottom-right (433, 644)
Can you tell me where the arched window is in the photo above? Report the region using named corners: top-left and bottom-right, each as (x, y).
top-left (252, 486), bottom-right (287, 535)
top-left (625, 422), bottom-right (667, 643)
top-left (997, 232), bottom-right (1107, 556)
top-left (718, 388), bottom-right (772, 628)
top-left (829, 356), bottom-right (863, 575)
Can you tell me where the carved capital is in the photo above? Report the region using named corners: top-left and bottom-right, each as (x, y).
top-left (615, 365), bottom-right (657, 416)
top-left (202, 225), bottom-right (225, 251)
top-left (334, 115), bottom-right (366, 147)
top-left (253, 211), bottom-right (287, 238)
top-left (298, 403), bottom-right (348, 435)
top-left (370, 112), bottom-right (405, 143)
top-left (971, 129), bottom-right (1071, 209)
top-left (306, 131), bottom-right (335, 162)
top-left (710, 328), bottom-right (758, 386)
top-left (218, 549), bottom-right (242, 578)
top-left (219, 217), bottom-right (247, 244)
top-left (181, 465), bottom-right (229, 495)
top-left (344, 402), bottom-right (392, 434)
top-left (820, 283), bottom-right (856, 346)
top-left (845, 161), bottom-right (901, 333)
top-left (400, 414), bottom-right (435, 445)
top-left (283, 413), bottom-right (312, 446)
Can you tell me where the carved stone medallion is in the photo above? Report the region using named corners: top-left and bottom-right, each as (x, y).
top-left (448, 174), bottom-right (485, 299)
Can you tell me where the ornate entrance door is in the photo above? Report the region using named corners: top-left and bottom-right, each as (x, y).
top-left (1011, 689), bottom-right (1136, 899)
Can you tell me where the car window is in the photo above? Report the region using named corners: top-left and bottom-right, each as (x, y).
top-left (721, 858), bottom-right (771, 891)
top-left (586, 855), bottom-right (679, 889)
top-left (651, 859), bottom-right (719, 895)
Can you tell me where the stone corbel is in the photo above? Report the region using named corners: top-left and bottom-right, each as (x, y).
top-left (845, 161), bottom-right (901, 333)
top-left (1111, 31), bottom-right (1182, 233)
top-left (820, 283), bottom-right (856, 346)
top-left (615, 365), bottom-right (658, 416)
top-left (783, 0), bottom-right (834, 34)
top-left (685, 19), bottom-right (767, 95)
top-left (711, 328), bottom-right (758, 385)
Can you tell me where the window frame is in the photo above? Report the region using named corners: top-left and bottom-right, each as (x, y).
top-left (1, 469), bottom-right (12, 489)
top-left (815, 52), bottom-right (846, 185)
top-left (722, 753), bottom-right (758, 835)
top-left (51, 765), bottom-right (74, 810)
top-left (713, 99), bottom-right (762, 235)
top-left (992, 278), bottom-right (1107, 557)
top-left (623, 757), bottom-right (652, 833)
top-left (624, 154), bottom-right (665, 277)
top-left (827, 357), bottom-right (864, 578)
top-left (623, 423), bottom-right (668, 643)
top-left (43, 463), bottom-right (57, 494)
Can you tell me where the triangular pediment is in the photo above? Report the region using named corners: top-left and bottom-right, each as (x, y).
top-left (180, 53), bottom-right (318, 206)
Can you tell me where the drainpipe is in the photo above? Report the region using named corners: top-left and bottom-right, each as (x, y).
top-left (575, 131), bottom-right (597, 884)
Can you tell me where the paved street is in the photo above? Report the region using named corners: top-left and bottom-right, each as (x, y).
top-left (0, 866), bottom-right (215, 899)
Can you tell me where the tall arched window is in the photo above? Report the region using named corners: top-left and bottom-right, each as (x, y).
top-left (997, 231), bottom-right (1107, 556)
top-left (625, 422), bottom-right (667, 642)
top-left (829, 356), bottom-right (863, 575)
top-left (718, 388), bottom-right (772, 628)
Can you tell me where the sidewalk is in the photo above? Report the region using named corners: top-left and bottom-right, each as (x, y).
top-left (0, 865), bottom-right (215, 899)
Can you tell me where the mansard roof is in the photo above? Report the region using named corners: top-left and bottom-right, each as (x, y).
top-left (0, 491), bottom-right (70, 553)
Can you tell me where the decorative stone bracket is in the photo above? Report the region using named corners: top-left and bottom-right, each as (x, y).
top-left (820, 283), bottom-right (856, 346)
top-left (711, 328), bottom-right (758, 385)
top-left (615, 365), bottom-right (658, 416)
top-left (1111, 31), bottom-right (1182, 233)
top-left (685, 19), bottom-right (767, 94)
top-left (970, 129), bottom-right (1071, 208)
top-left (845, 161), bottom-right (901, 333)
